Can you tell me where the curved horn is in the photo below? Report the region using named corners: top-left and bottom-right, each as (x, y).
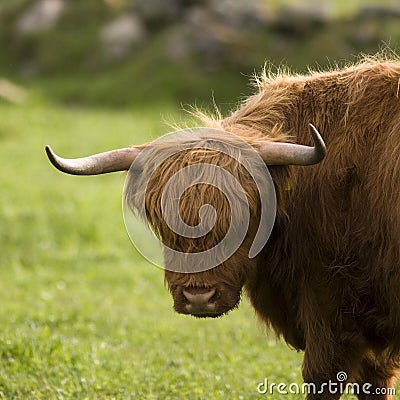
top-left (45, 146), bottom-right (140, 175)
top-left (259, 124), bottom-right (326, 166)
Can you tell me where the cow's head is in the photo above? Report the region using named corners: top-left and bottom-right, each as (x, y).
top-left (46, 125), bottom-right (325, 318)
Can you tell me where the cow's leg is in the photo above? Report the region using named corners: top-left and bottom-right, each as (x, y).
top-left (302, 362), bottom-right (347, 399)
top-left (356, 355), bottom-right (397, 400)
top-left (302, 340), bottom-right (365, 400)
top-left (298, 286), bottom-right (370, 399)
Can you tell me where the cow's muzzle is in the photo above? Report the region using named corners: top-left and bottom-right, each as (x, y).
top-left (170, 284), bottom-right (241, 318)
top-left (182, 287), bottom-right (218, 316)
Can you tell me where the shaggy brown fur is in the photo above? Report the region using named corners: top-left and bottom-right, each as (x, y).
top-left (125, 56), bottom-right (400, 399)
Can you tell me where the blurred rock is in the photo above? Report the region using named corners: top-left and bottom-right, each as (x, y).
top-left (135, 0), bottom-right (181, 25)
top-left (0, 78), bottom-right (28, 103)
top-left (15, 0), bottom-right (65, 34)
top-left (104, 0), bottom-right (126, 11)
top-left (352, 20), bottom-right (381, 45)
top-left (101, 14), bottom-right (146, 60)
top-left (351, 6), bottom-right (400, 46)
top-left (209, 0), bottom-right (269, 29)
top-left (164, 24), bottom-right (194, 61)
top-left (358, 5), bottom-right (400, 18)
top-left (178, 6), bottom-right (247, 70)
top-left (273, 3), bottom-right (330, 36)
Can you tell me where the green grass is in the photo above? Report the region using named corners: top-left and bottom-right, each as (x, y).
top-left (0, 100), bottom-right (308, 399)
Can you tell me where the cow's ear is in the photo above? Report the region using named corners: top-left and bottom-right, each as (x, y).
top-left (259, 124), bottom-right (326, 166)
top-left (45, 146), bottom-right (141, 175)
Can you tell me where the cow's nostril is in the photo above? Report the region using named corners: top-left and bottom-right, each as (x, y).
top-left (182, 287), bottom-right (217, 307)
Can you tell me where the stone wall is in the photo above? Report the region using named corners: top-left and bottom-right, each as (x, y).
top-left (3, 0), bottom-right (399, 76)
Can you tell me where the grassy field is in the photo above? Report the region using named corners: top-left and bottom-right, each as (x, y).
top-left (0, 100), bottom-right (309, 399)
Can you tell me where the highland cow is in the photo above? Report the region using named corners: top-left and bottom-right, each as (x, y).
top-left (46, 57), bottom-right (400, 399)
